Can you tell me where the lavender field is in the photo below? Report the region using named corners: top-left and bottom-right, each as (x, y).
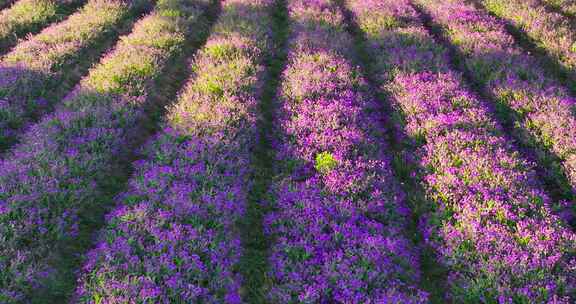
top-left (0, 0), bottom-right (575, 303)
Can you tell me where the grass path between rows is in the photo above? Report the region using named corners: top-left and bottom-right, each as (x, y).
top-left (238, 0), bottom-right (289, 302)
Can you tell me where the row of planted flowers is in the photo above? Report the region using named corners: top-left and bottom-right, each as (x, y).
top-left (347, 0), bottom-right (576, 302)
top-left (263, 0), bottom-right (428, 302)
top-left (416, 0), bottom-right (576, 214)
top-left (0, 0), bottom-right (152, 151)
top-left (541, 0), bottom-right (576, 16)
top-left (0, 0), bottom-right (211, 301)
top-left (0, 0), bottom-right (85, 51)
top-left (479, 0), bottom-right (576, 84)
top-left (74, 0), bottom-right (275, 301)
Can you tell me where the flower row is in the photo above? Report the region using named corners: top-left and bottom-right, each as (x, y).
top-left (0, 0), bottom-right (210, 301)
top-left (264, 0), bottom-right (428, 302)
top-left (480, 0), bottom-right (576, 85)
top-left (0, 0), bottom-right (151, 150)
top-left (542, 0), bottom-right (576, 16)
top-left (419, 0), bottom-right (576, 210)
top-left (0, 0), bottom-right (84, 51)
top-left (347, 0), bottom-right (576, 302)
top-left (74, 0), bottom-right (274, 302)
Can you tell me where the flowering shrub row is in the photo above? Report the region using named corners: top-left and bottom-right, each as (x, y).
top-left (541, 0), bottom-right (576, 16)
top-left (0, 0), bottom-right (210, 301)
top-left (0, 0), bottom-right (151, 150)
top-left (480, 0), bottom-right (576, 80)
top-left (418, 0), bottom-right (576, 207)
top-left (74, 0), bottom-right (275, 302)
top-left (0, 0), bottom-right (84, 51)
top-left (347, 0), bottom-right (576, 302)
top-left (264, 0), bottom-right (428, 302)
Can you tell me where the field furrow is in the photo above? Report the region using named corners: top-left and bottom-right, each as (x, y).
top-left (346, 0), bottom-right (576, 302)
top-left (263, 0), bottom-right (428, 302)
top-left (0, 0), bottom-right (212, 301)
top-left (0, 0), bottom-right (151, 151)
top-left (416, 0), bottom-right (576, 217)
top-left (0, 0), bottom-right (84, 53)
top-left (236, 0), bottom-right (288, 302)
top-left (73, 0), bottom-right (275, 302)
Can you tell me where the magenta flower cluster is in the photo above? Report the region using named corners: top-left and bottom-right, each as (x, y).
top-left (347, 0), bottom-right (576, 302)
top-left (74, 0), bottom-right (274, 302)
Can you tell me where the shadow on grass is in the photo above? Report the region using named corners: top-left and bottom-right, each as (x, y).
top-left (237, 0), bottom-right (289, 303)
top-left (0, 0), bottom-right (16, 10)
